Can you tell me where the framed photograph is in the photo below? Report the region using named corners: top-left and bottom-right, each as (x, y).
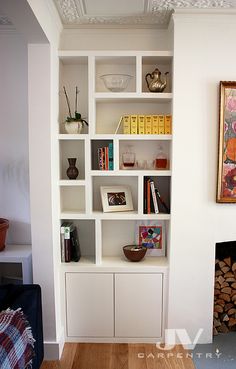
top-left (100, 186), bottom-right (134, 212)
top-left (217, 81), bottom-right (236, 202)
top-left (135, 220), bottom-right (165, 256)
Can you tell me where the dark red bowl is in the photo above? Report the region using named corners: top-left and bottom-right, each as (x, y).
top-left (123, 245), bottom-right (147, 262)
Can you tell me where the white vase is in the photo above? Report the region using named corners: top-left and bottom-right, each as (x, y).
top-left (64, 121), bottom-right (83, 134)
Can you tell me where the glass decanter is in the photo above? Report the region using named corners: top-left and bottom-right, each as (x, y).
top-left (155, 146), bottom-right (168, 169)
top-left (122, 146), bottom-right (136, 168)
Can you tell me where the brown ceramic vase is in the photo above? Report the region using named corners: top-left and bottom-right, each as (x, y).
top-left (66, 158), bottom-right (79, 179)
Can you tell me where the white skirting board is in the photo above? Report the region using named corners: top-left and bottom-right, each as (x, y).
top-left (43, 330), bottom-right (65, 360)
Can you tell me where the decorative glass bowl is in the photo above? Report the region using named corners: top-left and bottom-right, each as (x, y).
top-left (100, 74), bottom-right (133, 92)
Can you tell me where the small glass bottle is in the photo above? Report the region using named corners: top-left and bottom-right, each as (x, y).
top-left (155, 146), bottom-right (168, 169)
top-left (122, 146), bottom-right (136, 168)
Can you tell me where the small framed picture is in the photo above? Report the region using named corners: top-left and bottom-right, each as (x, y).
top-left (100, 186), bottom-right (134, 213)
top-left (135, 220), bottom-right (165, 256)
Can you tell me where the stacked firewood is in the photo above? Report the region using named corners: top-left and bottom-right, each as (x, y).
top-left (214, 257), bottom-right (236, 335)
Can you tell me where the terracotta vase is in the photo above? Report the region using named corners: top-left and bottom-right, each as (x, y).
top-left (66, 158), bottom-right (79, 179)
top-left (0, 218), bottom-right (9, 251)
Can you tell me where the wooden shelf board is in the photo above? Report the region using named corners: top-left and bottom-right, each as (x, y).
top-left (58, 134), bottom-right (88, 140)
top-left (60, 211), bottom-right (170, 220)
top-left (95, 92), bottom-right (172, 102)
top-left (92, 134), bottom-right (172, 140)
top-left (61, 256), bottom-right (96, 268)
top-left (90, 170), bottom-right (171, 176)
top-left (59, 180), bottom-right (86, 186)
top-left (60, 256), bottom-right (169, 273)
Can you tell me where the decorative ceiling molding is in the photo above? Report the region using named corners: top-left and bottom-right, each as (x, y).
top-left (53, 0), bottom-right (234, 27)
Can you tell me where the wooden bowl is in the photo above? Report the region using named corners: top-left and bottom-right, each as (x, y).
top-left (123, 245), bottom-right (147, 262)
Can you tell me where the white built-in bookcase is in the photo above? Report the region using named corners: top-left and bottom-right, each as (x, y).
top-left (58, 51), bottom-right (172, 342)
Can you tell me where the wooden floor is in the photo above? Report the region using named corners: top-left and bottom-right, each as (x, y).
top-left (40, 343), bottom-right (196, 369)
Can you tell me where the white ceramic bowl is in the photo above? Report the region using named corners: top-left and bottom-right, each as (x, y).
top-left (100, 74), bottom-right (133, 92)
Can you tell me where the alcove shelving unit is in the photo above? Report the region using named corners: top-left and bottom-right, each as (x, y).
top-left (58, 50), bottom-right (173, 342)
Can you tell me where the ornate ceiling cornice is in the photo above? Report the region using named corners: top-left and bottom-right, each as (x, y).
top-left (54, 0), bottom-right (233, 27)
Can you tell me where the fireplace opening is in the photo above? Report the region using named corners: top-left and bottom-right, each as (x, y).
top-left (214, 241), bottom-right (236, 335)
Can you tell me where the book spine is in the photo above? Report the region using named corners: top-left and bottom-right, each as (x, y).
top-left (165, 114), bottom-right (172, 134)
top-left (147, 178), bottom-right (151, 214)
top-left (71, 227), bottom-right (81, 262)
top-left (130, 115), bottom-right (138, 134)
top-left (145, 115), bottom-right (152, 134)
top-left (105, 146), bottom-right (109, 170)
top-left (155, 188), bottom-right (170, 213)
top-left (60, 224), bottom-right (66, 262)
top-left (98, 148), bottom-right (103, 170)
top-left (138, 115), bottom-right (145, 134)
top-left (150, 180), bottom-right (159, 214)
top-left (123, 115), bottom-right (131, 134)
top-left (102, 147), bottom-right (106, 170)
top-left (108, 142), bottom-right (113, 170)
top-left (64, 225), bottom-right (71, 262)
top-left (143, 177), bottom-right (147, 214)
top-left (152, 115), bottom-right (159, 134)
top-left (158, 115), bottom-right (165, 134)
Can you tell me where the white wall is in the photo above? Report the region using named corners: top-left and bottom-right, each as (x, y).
top-left (1, 0), bottom-right (63, 359)
top-left (26, 0), bottom-right (63, 359)
top-left (60, 28), bottom-right (171, 51)
top-left (0, 32), bottom-right (30, 244)
top-left (168, 10), bottom-right (236, 344)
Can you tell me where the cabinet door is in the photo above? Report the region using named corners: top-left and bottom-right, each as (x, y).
top-left (66, 273), bottom-right (114, 337)
top-left (115, 273), bottom-right (162, 337)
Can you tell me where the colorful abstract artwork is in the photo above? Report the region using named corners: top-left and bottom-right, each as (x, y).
top-left (138, 225), bottom-right (162, 249)
top-left (217, 82), bottom-right (236, 202)
top-left (135, 221), bottom-right (165, 256)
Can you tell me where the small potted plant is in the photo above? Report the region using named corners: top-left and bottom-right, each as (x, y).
top-left (63, 86), bottom-right (88, 134)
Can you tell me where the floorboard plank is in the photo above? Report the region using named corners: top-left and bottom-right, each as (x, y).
top-left (40, 343), bottom-right (196, 369)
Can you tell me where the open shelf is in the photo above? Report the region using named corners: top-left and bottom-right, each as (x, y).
top-left (59, 56), bottom-right (88, 134)
top-left (60, 186), bottom-right (86, 214)
top-left (102, 219), bottom-right (168, 259)
top-left (142, 55), bottom-right (173, 93)
top-left (92, 176), bottom-right (138, 213)
top-left (96, 100), bottom-right (172, 134)
top-left (91, 139), bottom-right (114, 171)
top-left (119, 139), bottom-right (170, 171)
top-left (60, 219), bottom-right (96, 264)
top-left (95, 56), bottom-right (136, 93)
top-left (60, 140), bottom-right (85, 180)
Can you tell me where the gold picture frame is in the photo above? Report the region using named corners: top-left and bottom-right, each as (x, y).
top-left (217, 81), bottom-right (236, 202)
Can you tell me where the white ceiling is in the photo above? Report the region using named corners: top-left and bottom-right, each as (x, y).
top-left (53, 0), bottom-right (236, 27)
top-left (1, 0), bottom-right (236, 29)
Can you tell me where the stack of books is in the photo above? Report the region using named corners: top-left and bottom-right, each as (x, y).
top-left (143, 177), bottom-right (170, 214)
top-left (60, 222), bottom-right (81, 263)
top-left (98, 142), bottom-right (113, 170)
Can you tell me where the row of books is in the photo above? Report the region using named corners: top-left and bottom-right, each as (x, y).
top-left (98, 143), bottom-right (113, 170)
top-left (143, 177), bottom-right (170, 214)
top-left (60, 222), bottom-right (81, 262)
top-left (116, 115), bottom-right (172, 135)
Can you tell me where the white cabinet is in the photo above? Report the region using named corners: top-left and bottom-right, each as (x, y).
top-left (65, 272), bottom-right (164, 339)
top-left (115, 273), bottom-right (162, 337)
top-left (66, 273), bottom-right (114, 337)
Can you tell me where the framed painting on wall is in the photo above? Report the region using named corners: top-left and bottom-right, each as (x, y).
top-left (217, 81), bottom-right (236, 202)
